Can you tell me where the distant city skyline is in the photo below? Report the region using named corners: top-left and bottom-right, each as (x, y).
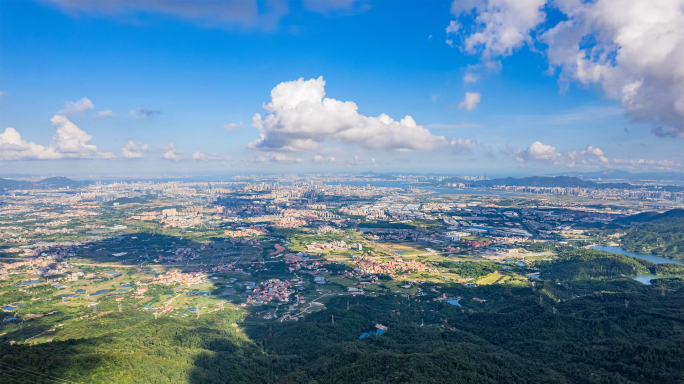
top-left (1, 0), bottom-right (683, 175)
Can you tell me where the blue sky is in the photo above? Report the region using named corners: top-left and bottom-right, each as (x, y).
top-left (1, 0), bottom-right (682, 176)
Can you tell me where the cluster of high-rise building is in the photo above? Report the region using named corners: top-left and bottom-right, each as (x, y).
top-left (488, 185), bottom-right (683, 201)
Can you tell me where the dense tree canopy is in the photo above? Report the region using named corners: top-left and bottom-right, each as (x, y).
top-left (2, 247), bottom-right (684, 383)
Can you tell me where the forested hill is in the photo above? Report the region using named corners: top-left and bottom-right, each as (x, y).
top-left (540, 247), bottom-right (651, 280)
top-left (0, 179), bottom-right (33, 190)
top-left (0, 176), bottom-right (84, 190)
top-left (620, 209), bottom-right (684, 259)
top-left (3, 247), bottom-right (684, 384)
top-left (36, 176), bottom-right (84, 189)
top-left (440, 176), bottom-right (637, 189)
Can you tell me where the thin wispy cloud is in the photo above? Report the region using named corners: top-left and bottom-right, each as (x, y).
top-left (44, 0), bottom-right (289, 31)
top-left (58, 97), bottom-right (94, 115)
top-left (129, 108), bottom-right (161, 119)
top-left (224, 121), bottom-right (243, 131)
top-left (509, 107), bottom-right (624, 126)
top-left (95, 110), bottom-right (114, 118)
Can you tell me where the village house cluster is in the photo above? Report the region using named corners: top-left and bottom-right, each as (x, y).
top-left (305, 240), bottom-right (349, 252)
top-left (140, 270), bottom-right (206, 286)
top-left (281, 253), bottom-right (330, 276)
top-left (351, 255), bottom-right (433, 276)
top-left (224, 226), bottom-right (268, 237)
top-left (246, 279), bottom-right (294, 305)
top-left (211, 263), bottom-right (243, 273)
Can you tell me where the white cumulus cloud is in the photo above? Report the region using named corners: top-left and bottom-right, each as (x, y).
top-left (513, 141), bottom-right (609, 167)
top-left (450, 0), bottom-right (546, 60)
top-left (163, 142), bottom-right (185, 162)
top-left (450, 137), bottom-right (477, 154)
top-left (543, 0), bottom-right (684, 138)
top-left (249, 76), bottom-right (462, 152)
top-left (121, 140), bottom-right (150, 159)
top-left (463, 73), bottom-right (480, 83)
top-left (192, 152), bottom-right (231, 162)
top-left (458, 92), bottom-right (481, 110)
top-left (612, 158), bottom-right (683, 171)
top-left (312, 155), bottom-right (336, 163)
top-left (49, 115), bottom-right (114, 159)
top-left (514, 141), bottom-right (558, 162)
top-left (0, 115), bottom-right (113, 160)
top-left (0, 128), bottom-right (60, 160)
top-left (450, 0), bottom-right (684, 138)
top-left (244, 152), bottom-right (303, 163)
top-left (58, 97), bottom-right (94, 115)
top-left (446, 20), bottom-right (461, 34)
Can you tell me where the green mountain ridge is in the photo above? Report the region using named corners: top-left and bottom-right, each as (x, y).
top-left (620, 209), bottom-right (684, 259)
top-left (3, 251), bottom-right (684, 384)
top-left (0, 176), bottom-right (84, 190)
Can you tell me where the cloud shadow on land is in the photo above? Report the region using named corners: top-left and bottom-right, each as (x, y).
top-left (3, 234), bottom-right (684, 383)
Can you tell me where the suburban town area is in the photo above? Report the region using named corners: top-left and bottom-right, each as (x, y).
top-left (1, 172), bottom-right (683, 367)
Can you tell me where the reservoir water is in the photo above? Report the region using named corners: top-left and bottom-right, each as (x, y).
top-left (446, 299), bottom-right (461, 306)
top-left (632, 274), bottom-right (662, 285)
top-left (591, 246), bottom-right (683, 265)
top-left (360, 328), bottom-right (384, 338)
top-left (592, 245), bottom-right (683, 284)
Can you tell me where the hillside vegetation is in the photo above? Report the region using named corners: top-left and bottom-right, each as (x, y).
top-left (3, 248), bottom-right (684, 383)
top-left (620, 209), bottom-right (684, 260)
top-left (0, 177), bottom-right (84, 190)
